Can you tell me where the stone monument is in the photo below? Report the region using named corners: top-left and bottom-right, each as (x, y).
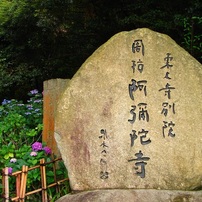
top-left (54, 28), bottom-right (202, 201)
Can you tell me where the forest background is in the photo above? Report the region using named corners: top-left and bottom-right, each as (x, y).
top-left (0, 0), bottom-right (201, 101)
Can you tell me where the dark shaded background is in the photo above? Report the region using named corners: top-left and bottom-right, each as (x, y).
top-left (0, 0), bottom-right (201, 101)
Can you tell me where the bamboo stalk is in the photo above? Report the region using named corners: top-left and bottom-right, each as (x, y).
top-left (11, 188), bottom-right (42, 201)
top-left (23, 166), bottom-right (28, 201)
top-left (4, 168), bottom-right (9, 202)
top-left (2, 168), bottom-right (5, 200)
top-left (11, 170), bottom-right (22, 176)
top-left (10, 157), bottom-right (62, 176)
top-left (15, 174), bottom-right (21, 202)
top-left (19, 166), bottom-right (24, 202)
top-left (40, 159), bottom-right (48, 202)
top-left (16, 178), bottom-right (68, 199)
top-left (45, 178), bottom-right (69, 188)
top-left (19, 165), bottom-right (28, 202)
top-left (3, 157), bottom-right (68, 202)
top-left (24, 188), bottom-right (43, 196)
top-left (43, 157), bottom-right (62, 165)
top-left (26, 164), bottom-right (40, 171)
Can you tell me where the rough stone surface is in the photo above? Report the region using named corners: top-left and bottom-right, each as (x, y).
top-left (56, 189), bottom-right (202, 202)
top-left (55, 28), bottom-right (202, 191)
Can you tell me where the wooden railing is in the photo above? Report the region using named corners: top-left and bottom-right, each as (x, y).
top-left (2, 157), bottom-right (69, 202)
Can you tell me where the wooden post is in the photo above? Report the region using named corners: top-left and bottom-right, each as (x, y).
top-left (19, 165), bottom-right (28, 202)
top-left (15, 173), bottom-right (21, 202)
top-left (3, 168), bottom-right (9, 202)
top-left (43, 79), bottom-right (70, 156)
top-left (40, 159), bottom-right (48, 202)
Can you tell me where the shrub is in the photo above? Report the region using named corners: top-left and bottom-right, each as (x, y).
top-left (0, 90), bottom-right (70, 201)
top-left (0, 89), bottom-right (43, 168)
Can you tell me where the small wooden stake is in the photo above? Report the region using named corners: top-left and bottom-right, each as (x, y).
top-left (19, 165), bottom-right (28, 202)
top-left (15, 173), bottom-right (21, 201)
top-left (40, 159), bottom-right (48, 202)
top-left (4, 168), bottom-right (9, 202)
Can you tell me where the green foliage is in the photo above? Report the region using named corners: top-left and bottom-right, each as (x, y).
top-left (0, 0), bottom-right (79, 100)
top-left (4, 143), bottom-right (69, 201)
top-left (0, 89), bottom-right (43, 173)
top-left (182, 16), bottom-right (202, 60)
top-left (0, 89), bottom-right (70, 200)
top-left (0, 90), bottom-right (43, 152)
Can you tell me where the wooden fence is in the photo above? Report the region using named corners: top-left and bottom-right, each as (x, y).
top-left (2, 157), bottom-right (69, 202)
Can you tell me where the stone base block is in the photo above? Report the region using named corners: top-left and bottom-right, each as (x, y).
top-left (56, 189), bottom-right (202, 202)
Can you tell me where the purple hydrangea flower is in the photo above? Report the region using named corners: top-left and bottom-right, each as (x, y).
top-left (43, 146), bottom-right (52, 155)
top-left (30, 151), bottom-right (38, 156)
top-left (27, 104), bottom-right (33, 110)
top-left (8, 167), bottom-right (12, 174)
top-left (2, 99), bottom-right (7, 105)
top-left (34, 99), bottom-right (42, 103)
top-left (32, 142), bottom-right (43, 151)
top-left (2, 99), bottom-right (11, 105)
top-left (30, 89), bottom-right (38, 95)
top-left (10, 158), bottom-right (17, 163)
top-left (17, 104), bottom-right (24, 106)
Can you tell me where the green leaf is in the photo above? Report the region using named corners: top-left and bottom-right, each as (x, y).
top-left (33, 171), bottom-right (39, 180)
top-left (4, 153), bottom-right (13, 159)
top-left (32, 159), bottom-right (38, 165)
top-left (17, 159), bottom-right (28, 167)
top-left (46, 170), bottom-right (54, 177)
top-left (27, 129), bottom-right (37, 137)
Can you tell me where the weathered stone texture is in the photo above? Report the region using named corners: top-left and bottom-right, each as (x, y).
top-left (56, 189), bottom-right (202, 202)
top-left (55, 28), bottom-right (202, 191)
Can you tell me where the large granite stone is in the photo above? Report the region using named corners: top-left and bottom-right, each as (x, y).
top-left (55, 28), bottom-right (202, 191)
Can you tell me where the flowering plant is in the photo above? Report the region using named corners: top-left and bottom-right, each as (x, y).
top-left (0, 89), bottom-right (43, 167)
top-left (0, 90), bottom-right (43, 192)
top-left (4, 141), bottom-right (56, 198)
top-left (5, 141), bottom-right (52, 174)
top-left (0, 90), bottom-right (70, 200)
